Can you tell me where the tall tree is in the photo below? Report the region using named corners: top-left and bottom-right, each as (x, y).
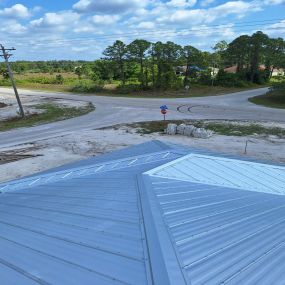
top-left (151, 41), bottom-right (183, 88)
top-left (152, 41), bottom-right (164, 88)
top-left (227, 35), bottom-right (251, 72)
top-left (249, 31), bottom-right (269, 83)
top-left (128, 39), bottom-right (151, 87)
top-left (103, 40), bottom-right (127, 85)
top-left (182, 45), bottom-right (200, 86)
top-left (264, 37), bottom-right (285, 78)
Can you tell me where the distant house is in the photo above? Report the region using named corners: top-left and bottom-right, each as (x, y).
top-left (224, 65), bottom-right (285, 76)
top-left (175, 65), bottom-right (205, 76)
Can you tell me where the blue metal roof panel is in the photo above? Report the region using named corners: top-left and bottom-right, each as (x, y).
top-left (148, 175), bottom-right (285, 285)
top-left (2, 141), bottom-right (285, 285)
top-left (0, 171), bottom-right (153, 285)
top-left (31, 140), bottom-right (172, 175)
top-left (146, 154), bottom-right (285, 195)
top-left (0, 150), bottom-right (180, 193)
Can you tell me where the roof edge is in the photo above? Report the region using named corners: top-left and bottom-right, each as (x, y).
top-left (137, 174), bottom-right (190, 285)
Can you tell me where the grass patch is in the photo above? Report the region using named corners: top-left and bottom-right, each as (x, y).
top-left (0, 103), bottom-right (95, 132)
top-left (130, 120), bottom-right (285, 137)
top-left (94, 85), bottom-right (265, 98)
top-left (202, 122), bottom-right (284, 137)
top-left (249, 90), bottom-right (285, 109)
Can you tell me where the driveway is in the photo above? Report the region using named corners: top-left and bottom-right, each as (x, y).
top-left (0, 87), bottom-right (284, 148)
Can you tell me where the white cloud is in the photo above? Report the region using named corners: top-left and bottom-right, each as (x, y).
top-left (30, 11), bottom-right (80, 29)
top-left (264, 19), bottom-right (285, 36)
top-left (137, 21), bottom-right (155, 29)
top-left (72, 46), bottom-right (89, 52)
top-left (211, 1), bottom-right (262, 16)
top-left (166, 0), bottom-right (197, 8)
top-left (159, 1), bottom-right (262, 24)
top-left (73, 0), bottom-right (145, 14)
top-left (0, 4), bottom-right (31, 19)
top-left (92, 15), bottom-right (120, 25)
top-left (0, 20), bottom-right (27, 34)
top-left (163, 9), bottom-right (214, 24)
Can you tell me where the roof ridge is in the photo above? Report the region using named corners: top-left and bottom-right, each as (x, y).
top-left (137, 174), bottom-right (190, 285)
top-left (0, 150), bottom-right (179, 194)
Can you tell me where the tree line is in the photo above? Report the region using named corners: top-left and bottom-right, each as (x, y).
top-left (1, 31), bottom-right (284, 90)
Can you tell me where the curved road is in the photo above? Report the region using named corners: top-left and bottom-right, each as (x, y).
top-left (1, 87), bottom-right (285, 148)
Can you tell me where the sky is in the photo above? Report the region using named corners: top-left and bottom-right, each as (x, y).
top-left (0, 0), bottom-right (284, 61)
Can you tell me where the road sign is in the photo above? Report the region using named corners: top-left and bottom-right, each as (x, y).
top-left (160, 105), bottom-right (168, 121)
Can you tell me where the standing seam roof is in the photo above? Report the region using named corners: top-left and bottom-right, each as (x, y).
top-left (1, 141), bottom-right (285, 285)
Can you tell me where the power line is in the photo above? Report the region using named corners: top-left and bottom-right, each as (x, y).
top-left (0, 45), bottom-right (25, 117)
top-left (4, 26), bottom-right (285, 49)
top-left (2, 18), bottom-right (285, 47)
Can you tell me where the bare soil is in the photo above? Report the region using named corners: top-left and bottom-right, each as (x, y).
top-left (0, 124), bottom-right (284, 183)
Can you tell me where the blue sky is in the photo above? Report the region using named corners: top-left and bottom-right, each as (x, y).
top-left (0, 0), bottom-right (284, 60)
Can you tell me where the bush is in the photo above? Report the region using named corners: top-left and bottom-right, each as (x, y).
top-left (0, 79), bottom-right (11, 86)
top-left (253, 70), bottom-right (268, 85)
top-left (271, 75), bottom-right (285, 83)
top-left (215, 70), bottom-right (250, 87)
top-left (265, 83), bottom-right (285, 103)
top-left (160, 72), bottom-right (184, 90)
top-left (55, 74), bottom-right (64, 85)
top-left (198, 70), bottom-right (212, 85)
top-left (116, 84), bottom-right (142, 94)
top-left (71, 80), bottom-right (104, 93)
top-left (270, 82), bottom-right (285, 91)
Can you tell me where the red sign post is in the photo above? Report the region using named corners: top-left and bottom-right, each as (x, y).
top-left (160, 105), bottom-right (168, 121)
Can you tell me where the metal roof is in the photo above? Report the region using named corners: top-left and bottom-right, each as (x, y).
top-left (0, 140), bottom-right (285, 284)
top-left (144, 175), bottom-right (285, 285)
top-left (146, 154), bottom-right (285, 195)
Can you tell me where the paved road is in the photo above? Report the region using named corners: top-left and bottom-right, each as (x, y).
top-left (1, 87), bottom-right (284, 148)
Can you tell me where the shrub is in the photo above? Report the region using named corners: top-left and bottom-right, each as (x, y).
top-left (270, 82), bottom-right (285, 91)
top-left (55, 74), bottom-right (64, 85)
top-left (116, 84), bottom-right (142, 94)
top-left (71, 80), bottom-right (104, 93)
top-left (0, 79), bottom-right (11, 86)
top-left (198, 70), bottom-right (212, 85)
top-left (160, 72), bottom-right (184, 90)
top-left (266, 83), bottom-right (285, 102)
top-left (215, 70), bottom-right (250, 87)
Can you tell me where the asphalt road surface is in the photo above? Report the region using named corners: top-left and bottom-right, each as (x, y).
top-left (1, 87), bottom-right (285, 148)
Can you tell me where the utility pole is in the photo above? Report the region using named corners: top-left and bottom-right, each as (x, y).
top-left (0, 44), bottom-right (24, 117)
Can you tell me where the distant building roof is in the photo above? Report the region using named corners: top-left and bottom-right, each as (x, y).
top-left (224, 65), bottom-right (285, 74)
top-left (0, 141), bottom-right (285, 284)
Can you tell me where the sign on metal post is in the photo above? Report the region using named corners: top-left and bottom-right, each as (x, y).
top-left (160, 105), bottom-right (168, 121)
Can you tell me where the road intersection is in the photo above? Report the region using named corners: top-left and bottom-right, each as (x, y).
top-left (0, 87), bottom-right (284, 148)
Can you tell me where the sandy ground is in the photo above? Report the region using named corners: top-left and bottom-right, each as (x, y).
top-left (0, 125), bottom-right (284, 183)
top-left (0, 92), bottom-right (89, 120)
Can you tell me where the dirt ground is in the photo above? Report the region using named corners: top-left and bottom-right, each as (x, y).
top-left (0, 125), bottom-right (284, 183)
top-left (0, 92), bottom-right (89, 120)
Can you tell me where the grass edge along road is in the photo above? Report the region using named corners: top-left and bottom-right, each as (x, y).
top-left (124, 120), bottom-right (285, 138)
top-left (0, 83), bottom-right (266, 98)
top-left (249, 84), bottom-right (285, 109)
top-left (249, 94), bottom-right (285, 109)
top-left (0, 103), bottom-right (95, 132)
